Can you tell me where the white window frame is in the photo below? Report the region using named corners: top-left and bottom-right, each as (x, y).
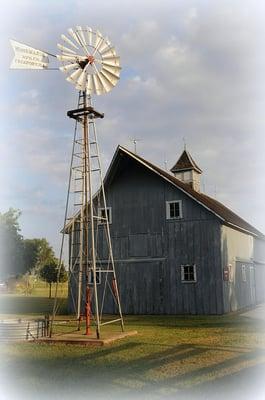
top-left (98, 207), bottom-right (112, 225)
top-left (88, 269), bottom-right (102, 285)
top-left (166, 200), bottom-right (183, 220)
top-left (180, 264), bottom-right (197, 283)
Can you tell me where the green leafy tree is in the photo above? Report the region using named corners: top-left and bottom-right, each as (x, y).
top-left (39, 261), bottom-right (67, 298)
top-left (0, 208), bottom-right (25, 278)
top-left (23, 239), bottom-right (40, 273)
top-left (24, 238), bottom-right (55, 274)
top-left (0, 208), bottom-right (59, 282)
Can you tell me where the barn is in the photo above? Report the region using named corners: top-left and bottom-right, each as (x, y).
top-left (67, 145), bottom-right (265, 315)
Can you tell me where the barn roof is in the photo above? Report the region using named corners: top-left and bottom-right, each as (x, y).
top-left (107, 146), bottom-right (263, 239)
top-left (64, 145), bottom-right (264, 239)
top-left (170, 149), bottom-right (202, 174)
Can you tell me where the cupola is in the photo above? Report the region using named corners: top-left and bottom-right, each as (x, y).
top-left (170, 149), bottom-right (202, 191)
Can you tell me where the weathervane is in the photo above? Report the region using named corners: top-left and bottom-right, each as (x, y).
top-left (10, 27), bottom-right (124, 339)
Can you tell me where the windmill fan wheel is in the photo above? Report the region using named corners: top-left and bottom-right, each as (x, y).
top-left (57, 26), bottom-right (121, 95)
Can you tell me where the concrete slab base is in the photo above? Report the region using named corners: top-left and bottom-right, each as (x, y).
top-left (36, 330), bottom-right (138, 346)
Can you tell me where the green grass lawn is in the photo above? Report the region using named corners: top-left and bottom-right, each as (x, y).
top-left (0, 295), bottom-right (265, 400)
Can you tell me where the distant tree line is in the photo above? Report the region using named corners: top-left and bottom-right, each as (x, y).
top-left (0, 208), bottom-right (67, 292)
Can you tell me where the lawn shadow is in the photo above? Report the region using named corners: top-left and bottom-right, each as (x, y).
top-left (121, 344), bottom-right (265, 399)
top-left (0, 295), bottom-right (67, 315)
top-left (124, 314), bottom-right (265, 331)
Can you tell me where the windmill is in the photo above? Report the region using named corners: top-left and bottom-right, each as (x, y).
top-left (10, 27), bottom-right (124, 339)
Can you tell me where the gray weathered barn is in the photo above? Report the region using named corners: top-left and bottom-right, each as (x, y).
top-left (68, 146), bottom-right (265, 315)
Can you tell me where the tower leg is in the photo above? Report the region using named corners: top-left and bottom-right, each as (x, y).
top-left (85, 285), bottom-right (91, 335)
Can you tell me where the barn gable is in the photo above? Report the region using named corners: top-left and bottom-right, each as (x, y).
top-left (104, 146), bottom-right (264, 239)
top-left (104, 149), bottom-right (217, 236)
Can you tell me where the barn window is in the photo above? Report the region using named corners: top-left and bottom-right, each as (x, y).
top-left (166, 200), bottom-right (182, 219)
top-left (181, 264), bottom-right (197, 282)
top-left (88, 269), bottom-right (101, 285)
top-left (98, 207), bottom-right (112, 224)
top-left (242, 265), bottom-right (247, 282)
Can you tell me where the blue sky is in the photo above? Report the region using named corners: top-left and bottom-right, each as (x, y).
top-left (1, 0), bottom-right (265, 256)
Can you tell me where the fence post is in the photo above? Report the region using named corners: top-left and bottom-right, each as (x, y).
top-left (26, 322), bottom-right (30, 340)
top-left (44, 315), bottom-right (50, 337)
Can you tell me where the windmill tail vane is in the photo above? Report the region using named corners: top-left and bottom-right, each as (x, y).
top-left (10, 39), bottom-right (51, 69)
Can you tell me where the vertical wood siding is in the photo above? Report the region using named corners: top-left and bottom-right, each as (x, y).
top-left (69, 155), bottom-right (223, 314)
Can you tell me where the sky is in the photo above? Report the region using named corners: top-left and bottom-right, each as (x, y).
top-left (1, 0), bottom-right (265, 256)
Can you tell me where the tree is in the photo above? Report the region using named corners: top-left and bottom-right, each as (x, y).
top-left (24, 238), bottom-right (55, 274)
top-left (0, 208), bottom-right (25, 278)
top-left (23, 239), bottom-right (40, 274)
top-left (39, 261), bottom-right (67, 298)
top-left (0, 208), bottom-right (59, 280)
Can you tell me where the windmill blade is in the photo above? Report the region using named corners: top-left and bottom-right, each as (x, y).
top-left (95, 71), bottom-right (108, 93)
top-left (75, 70), bottom-right (88, 91)
top-left (57, 54), bottom-right (78, 62)
top-left (86, 26), bottom-right (93, 46)
top-left (61, 34), bottom-right (79, 50)
top-left (86, 74), bottom-right (95, 95)
top-left (76, 26), bottom-right (88, 48)
top-left (100, 69), bottom-right (117, 87)
top-left (66, 68), bottom-right (83, 84)
top-left (102, 64), bottom-right (120, 78)
top-left (98, 71), bottom-right (115, 93)
top-left (101, 69), bottom-right (119, 86)
top-left (101, 47), bottom-right (116, 58)
top-left (58, 51), bottom-right (79, 57)
top-left (102, 60), bottom-right (121, 70)
top-left (92, 73), bottom-right (104, 95)
top-left (93, 30), bottom-right (104, 52)
top-left (68, 28), bottom-right (82, 48)
top-left (57, 43), bottom-right (76, 55)
top-left (10, 39), bottom-right (49, 69)
top-left (75, 26), bottom-right (91, 55)
top-left (59, 63), bottom-right (79, 72)
top-left (101, 55), bottom-right (120, 64)
top-left (97, 37), bottom-right (111, 54)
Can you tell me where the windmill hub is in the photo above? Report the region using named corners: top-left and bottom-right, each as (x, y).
top-left (87, 55), bottom-right (95, 65)
top-left (78, 58), bottom-right (89, 69)
top-left (78, 55), bottom-right (95, 70)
